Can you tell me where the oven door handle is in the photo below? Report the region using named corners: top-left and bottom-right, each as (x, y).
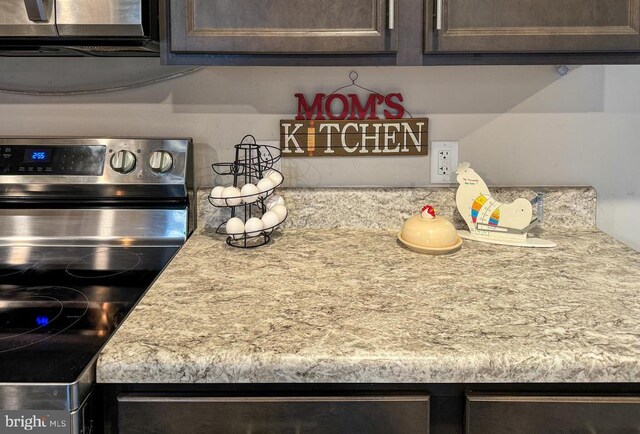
top-left (24, 0), bottom-right (52, 22)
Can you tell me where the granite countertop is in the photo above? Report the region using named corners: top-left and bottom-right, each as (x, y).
top-left (97, 227), bottom-right (640, 384)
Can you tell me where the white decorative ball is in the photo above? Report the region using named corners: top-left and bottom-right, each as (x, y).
top-left (256, 178), bottom-right (275, 198)
top-left (244, 217), bottom-right (264, 237)
top-left (221, 186), bottom-right (242, 207)
top-left (210, 186), bottom-right (226, 206)
top-left (225, 217), bottom-right (245, 240)
top-left (261, 211), bottom-right (280, 233)
top-left (264, 169), bottom-right (283, 186)
top-left (270, 204), bottom-right (287, 223)
top-left (265, 194), bottom-right (285, 210)
top-left (240, 183), bottom-right (260, 204)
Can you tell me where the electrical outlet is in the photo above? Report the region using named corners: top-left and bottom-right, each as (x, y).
top-left (430, 141), bottom-right (459, 184)
top-left (438, 150), bottom-right (451, 175)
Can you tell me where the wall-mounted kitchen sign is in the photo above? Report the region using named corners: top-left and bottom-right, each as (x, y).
top-left (280, 72), bottom-right (428, 157)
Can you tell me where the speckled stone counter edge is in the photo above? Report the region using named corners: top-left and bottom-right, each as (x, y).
top-left (97, 227), bottom-right (640, 384)
top-left (197, 187), bottom-right (596, 232)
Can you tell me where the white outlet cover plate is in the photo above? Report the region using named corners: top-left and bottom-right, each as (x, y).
top-left (430, 140), bottom-right (459, 184)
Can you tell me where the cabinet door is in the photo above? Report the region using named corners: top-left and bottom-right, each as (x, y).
top-left (119, 394), bottom-right (429, 434)
top-left (427, 0), bottom-right (640, 53)
top-left (466, 393), bottom-right (640, 433)
top-left (169, 0), bottom-right (397, 54)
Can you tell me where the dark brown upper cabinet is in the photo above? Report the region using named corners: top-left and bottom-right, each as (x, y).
top-left (168, 0), bottom-right (398, 54)
top-left (162, 0), bottom-right (640, 65)
top-left (426, 0), bottom-right (640, 53)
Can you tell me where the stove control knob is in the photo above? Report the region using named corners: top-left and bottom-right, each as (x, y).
top-left (149, 150), bottom-right (173, 174)
top-left (110, 150), bottom-right (137, 174)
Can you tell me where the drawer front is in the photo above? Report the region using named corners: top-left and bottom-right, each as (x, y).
top-left (466, 394), bottom-right (640, 434)
top-left (119, 395), bottom-right (430, 434)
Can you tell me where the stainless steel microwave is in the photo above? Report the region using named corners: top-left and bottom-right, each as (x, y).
top-left (0, 0), bottom-right (159, 56)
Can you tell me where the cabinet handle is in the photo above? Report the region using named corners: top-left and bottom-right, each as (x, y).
top-left (24, 0), bottom-right (51, 22)
top-left (388, 0), bottom-right (395, 30)
top-left (436, 0), bottom-right (443, 30)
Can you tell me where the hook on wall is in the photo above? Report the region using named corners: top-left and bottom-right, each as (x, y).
top-left (323, 71), bottom-right (414, 118)
top-left (555, 65), bottom-right (570, 76)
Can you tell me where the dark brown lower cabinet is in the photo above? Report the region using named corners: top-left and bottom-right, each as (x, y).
top-left (466, 394), bottom-right (640, 434)
top-left (118, 394), bottom-right (430, 434)
top-left (103, 385), bottom-right (640, 434)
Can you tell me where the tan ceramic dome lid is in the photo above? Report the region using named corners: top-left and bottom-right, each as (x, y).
top-left (398, 204), bottom-right (462, 254)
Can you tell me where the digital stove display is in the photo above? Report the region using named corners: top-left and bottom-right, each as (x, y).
top-left (24, 148), bottom-right (52, 163)
top-left (0, 145), bottom-right (106, 176)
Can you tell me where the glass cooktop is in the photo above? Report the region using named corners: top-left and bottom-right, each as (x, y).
top-left (0, 245), bottom-right (179, 383)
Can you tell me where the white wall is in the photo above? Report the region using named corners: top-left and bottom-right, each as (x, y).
top-left (0, 60), bottom-right (638, 250)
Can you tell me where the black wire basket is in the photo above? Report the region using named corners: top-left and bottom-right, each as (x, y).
top-left (208, 135), bottom-right (287, 248)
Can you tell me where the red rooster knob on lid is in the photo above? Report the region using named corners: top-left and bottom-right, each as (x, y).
top-left (421, 205), bottom-right (436, 219)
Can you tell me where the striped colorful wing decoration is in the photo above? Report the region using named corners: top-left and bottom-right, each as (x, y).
top-left (489, 208), bottom-right (500, 226)
top-left (471, 195), bottom-right (487, 223)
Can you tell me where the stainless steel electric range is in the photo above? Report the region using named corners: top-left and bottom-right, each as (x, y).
top-left (0, 138), bottom-right (195, 433)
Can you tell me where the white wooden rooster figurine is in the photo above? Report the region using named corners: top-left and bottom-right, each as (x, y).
top-left (455, 162), bottom-right (556, 248)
